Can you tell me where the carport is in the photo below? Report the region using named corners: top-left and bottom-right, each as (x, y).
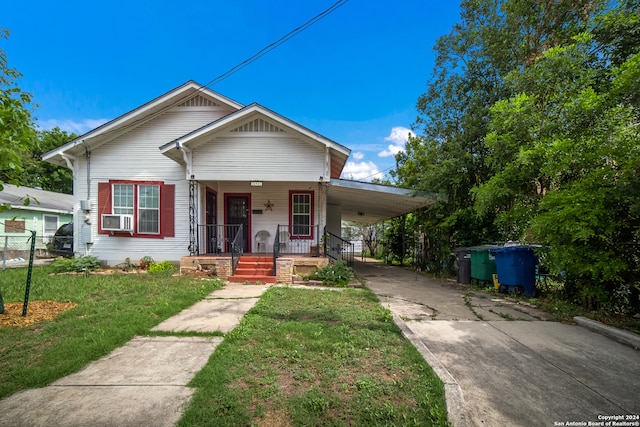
top-left (326, 178), bottom-right (438, 224)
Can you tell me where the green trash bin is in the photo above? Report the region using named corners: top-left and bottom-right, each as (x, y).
top-left (469, 245), bottom-right (500, 283)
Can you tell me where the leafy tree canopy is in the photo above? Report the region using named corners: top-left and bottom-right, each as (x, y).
top-left (392, 0), bottom-right (640, 311)
top-left (0, 28), bottom-right (37, 192)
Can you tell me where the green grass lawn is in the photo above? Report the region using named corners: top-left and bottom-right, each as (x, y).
top-left (178, 287), bottom-right (450, 427)
top-left (0, 265), bottom-right (222, 399)
top-left (1, 266), bottom-right (450, 426)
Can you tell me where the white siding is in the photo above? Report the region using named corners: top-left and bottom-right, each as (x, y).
top-left (192, 134), bottom-right (325, 181)
top-left (199, 181), bottom-right (325, 253)
top-left (74, 108), bottom-right (223, 266)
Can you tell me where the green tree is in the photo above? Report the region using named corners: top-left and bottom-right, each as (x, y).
top-left (0, 28), bottom-right (37, 194)
top-left (393, 0), bottom-right (601, 270)
top-left (530, 50), bottom-right (640, 309)
top-left (474, 0), bottom-right (640, 311)
top-left (19, 127), bottom-right (75, 194)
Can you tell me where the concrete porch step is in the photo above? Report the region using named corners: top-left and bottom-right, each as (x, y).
top-left (228, 274), bottom-right (278, 284)
top-left (234, 268), bottom-right (274, 276)
top-left (229, 256), bottom-right (276, 283)
top-left (239, 256), bottom-right (273, 263)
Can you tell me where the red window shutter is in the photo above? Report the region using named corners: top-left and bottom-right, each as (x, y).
top-left (161, 184), bottom-right (175, 237)
top-left (97, 182), bottom-right (112, 234)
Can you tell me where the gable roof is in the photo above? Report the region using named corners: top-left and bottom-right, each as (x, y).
top-left (160, 102), bottom-right (351, 178)
top-left (0, 185), bottom-right (73, 214)
top-left (42, 81), bottom-right (243, 167)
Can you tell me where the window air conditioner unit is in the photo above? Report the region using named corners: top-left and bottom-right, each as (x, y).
top-left (101, 214), bottom-right (134, 232)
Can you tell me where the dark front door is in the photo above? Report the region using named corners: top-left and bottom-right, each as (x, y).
top-left (206, 191), bottom-right (218, 253)
top-left (225, 194), bottom-right (250, 252)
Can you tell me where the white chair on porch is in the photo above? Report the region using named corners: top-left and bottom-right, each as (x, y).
top-left (254, 230), bottom-right (270, 253)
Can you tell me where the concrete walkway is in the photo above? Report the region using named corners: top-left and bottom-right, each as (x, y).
top-left (2, 262), bottom-right (639, 427)
top-left (356, 259), bottom-right (640, 427)
top-left (0, 283), bottom-right (270, 427)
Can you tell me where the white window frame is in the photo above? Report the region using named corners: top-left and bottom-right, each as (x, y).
top-left (113, 184), bottom-right (135, 215)
top-left (291, 192), bottom-right (312, 237)
top-left (137, 184), bottom-right (160, 235)
top-left (43, 214), bottom-right (59, 243)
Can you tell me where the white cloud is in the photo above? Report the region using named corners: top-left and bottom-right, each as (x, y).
top-left (352, 151), bottom-right (365, 160)
top-left (378, 126), bottom-right (413, 158)
top-left (340, 160), bottom-right (383, 182)
top-left (38, 118), bottom-right (109, 135)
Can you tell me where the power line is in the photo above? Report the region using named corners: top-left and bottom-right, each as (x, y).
top-left (202, 0), bottom-right (351, 89)
top-left (74, 0), bottom-right (351, 142)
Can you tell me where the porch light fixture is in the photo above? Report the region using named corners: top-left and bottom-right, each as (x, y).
top-left (250, 181), bottom-right (263, 187)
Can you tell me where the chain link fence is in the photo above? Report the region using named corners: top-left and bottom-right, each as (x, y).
top-left (1, 234), bottom-right (55, 270)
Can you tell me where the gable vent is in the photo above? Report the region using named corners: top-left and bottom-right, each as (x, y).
top-left (231, 119), bottom-right (285, 133)
top-left (178, 95), bottom-right (219, 107)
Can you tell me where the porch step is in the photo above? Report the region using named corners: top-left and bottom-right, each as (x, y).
top-left (229, 256), bottom-right (276, 284)
top-left (234, 268), bottom-right (274, 275)
top-left (228, 275), bottom-right (278, 284)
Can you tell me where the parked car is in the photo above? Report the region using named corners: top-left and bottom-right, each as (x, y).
top-left (49, 223), bottom-right (73, 257)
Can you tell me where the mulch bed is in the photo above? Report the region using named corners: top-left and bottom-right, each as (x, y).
top-left (0, 301), bottom-right (77, 328)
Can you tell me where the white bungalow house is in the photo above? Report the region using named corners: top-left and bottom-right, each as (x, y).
top-left (43, 81), bottom-right (434, 282)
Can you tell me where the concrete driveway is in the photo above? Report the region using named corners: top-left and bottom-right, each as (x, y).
top-left (356, 259), bottom-right (640, 427)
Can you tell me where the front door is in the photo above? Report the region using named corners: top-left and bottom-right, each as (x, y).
top-left (225, 194), bottom-right (250, 252)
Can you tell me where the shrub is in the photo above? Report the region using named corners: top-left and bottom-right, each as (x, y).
top-left (50, 256), bottom-right (100, 274)
top-left (309, 260), bottom-right (354, 287)
top-left (75, 256), bottom-right (101, 274)
top-left (50, 257), bottom-right (77, 273)
top-left (148, 260), bottom-right (174, 276)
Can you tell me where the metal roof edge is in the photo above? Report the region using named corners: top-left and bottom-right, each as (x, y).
top-left (330, 178), bottom-right (440, 199)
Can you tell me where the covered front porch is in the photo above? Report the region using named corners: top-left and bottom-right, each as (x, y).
top-left (179, 223), bottom-right (352, 284)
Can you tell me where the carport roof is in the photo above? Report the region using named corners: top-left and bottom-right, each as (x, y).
top-left (327, 179), bottom-right (439, 224)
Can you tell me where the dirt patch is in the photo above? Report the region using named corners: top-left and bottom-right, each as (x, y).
top-left (0, 300), bottom-right (77, 328)
top-left (253, 408), bottom-right (294, 427)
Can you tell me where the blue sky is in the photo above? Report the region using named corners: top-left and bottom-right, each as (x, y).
top-left (4, 0), bottom-right (461, 182)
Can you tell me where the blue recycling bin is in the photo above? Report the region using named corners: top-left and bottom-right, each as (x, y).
top-left (490, 246), bottom-right (538, 297)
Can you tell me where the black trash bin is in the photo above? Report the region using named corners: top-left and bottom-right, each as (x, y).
top-left (454, 247), bottom-right (471, 284)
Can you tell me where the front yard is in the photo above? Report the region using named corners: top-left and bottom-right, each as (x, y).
top-left (0, 265), bottom-right (222, 399)
top-left (0, 264), bottom-right (450, 426)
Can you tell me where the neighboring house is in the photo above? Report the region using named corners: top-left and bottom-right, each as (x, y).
top-left (42, 81), bottom-right (434, 273)
top-left (0, 184), bottom-right (73, 258)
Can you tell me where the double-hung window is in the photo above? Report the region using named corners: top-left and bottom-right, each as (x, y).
top-left (113, 184), bottom-right (134, 215)
top-left (112, 183), bottom-right (159, 234)
top-left (138, 185), bottom-right (159, 234)
top-left (290, 191), bottom-right (313, 238)
top-left (100, 181), bottom-right (172, 237)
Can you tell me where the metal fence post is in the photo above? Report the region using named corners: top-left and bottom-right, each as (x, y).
top-left (2, 235), bottom-right (7, 271)
top-left (22, 231), bottom-right (36, 317)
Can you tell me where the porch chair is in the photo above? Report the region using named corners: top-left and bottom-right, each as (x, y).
top-left (254, 230), bottom-right (270, 253)
top-left (278, 230), bottom-right (290, 253)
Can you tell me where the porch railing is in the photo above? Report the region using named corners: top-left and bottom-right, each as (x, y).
top-left (230, 225), bottom-right (243, 275)
top-left (275, 224), bottom-right (321, 257)
top-left (325, 230), bottom-right (354, 267)
top-left (197, 224), bottom-right (243, 255)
